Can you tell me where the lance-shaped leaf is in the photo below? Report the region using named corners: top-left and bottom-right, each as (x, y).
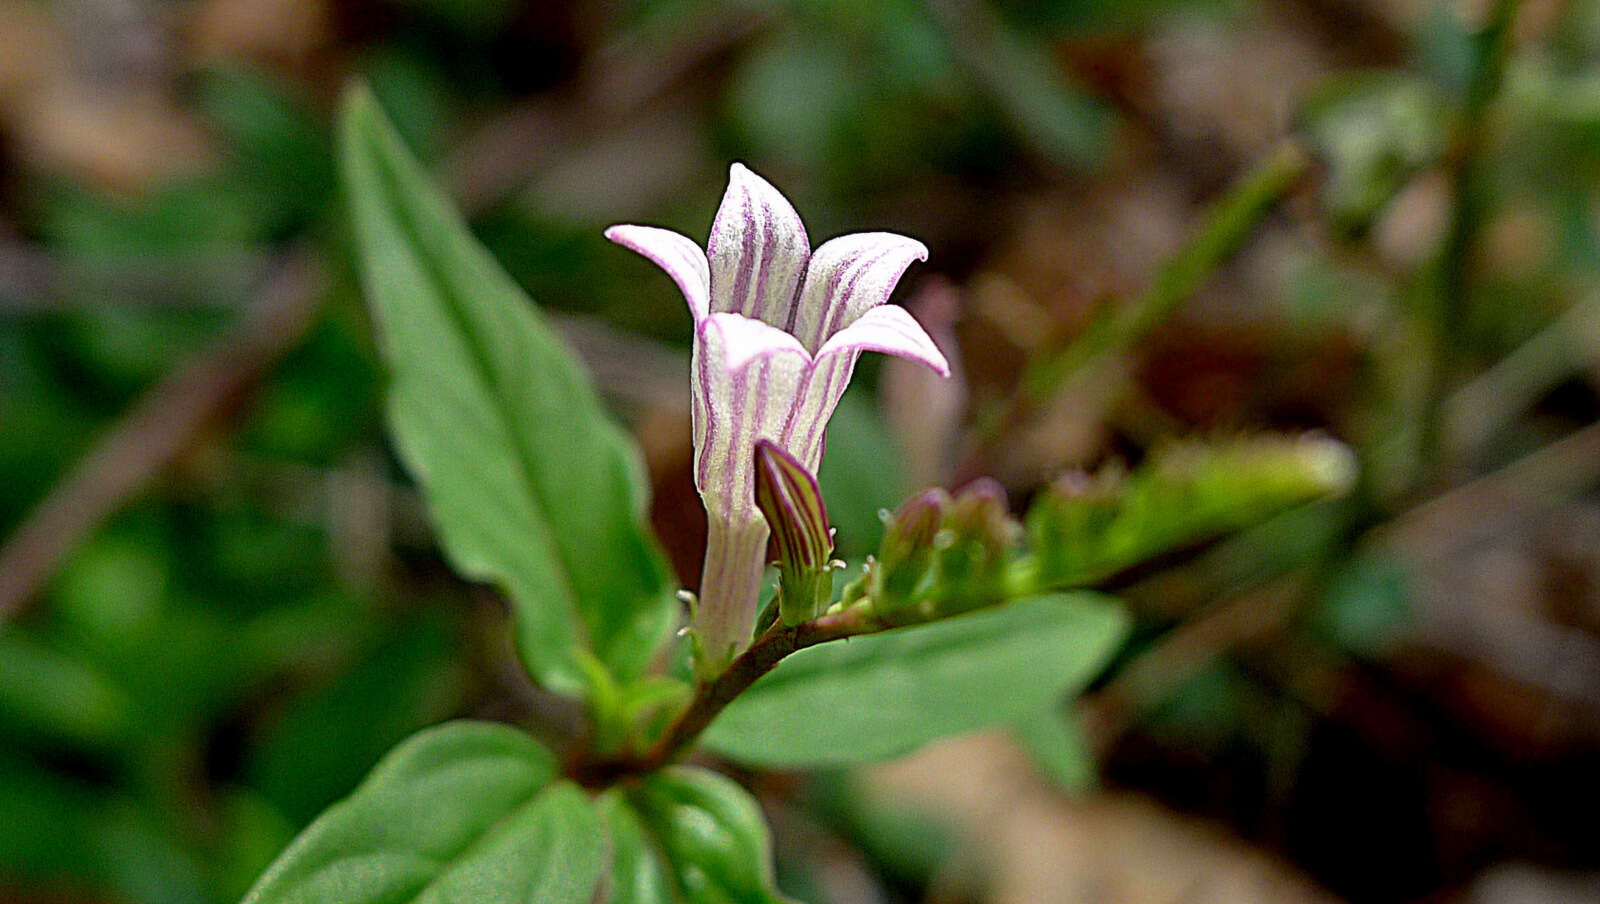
top-left (338, 87), bottom-right (674, 694)
top-left (753, 440), bottom-right (834, 625)
top-left (242, 721), bottom-right (602, 904)
top-left (601, 767), bottom-right (793, 904)
top-left (703, 592), bottom-right (1128, 767)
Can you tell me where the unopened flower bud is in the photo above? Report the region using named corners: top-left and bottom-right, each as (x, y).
top-left (932, 478), bottom-right (1021, 612)
top-left (871, 488), bottom-right (950, 612)
top-left (944, 479), bottom-right (1016, 543)
top-left (753, 440), bottom-right (835, 625)
top-left (1025, 467), bottom-right (1124, 585)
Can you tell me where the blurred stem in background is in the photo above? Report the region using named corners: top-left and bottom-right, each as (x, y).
top-left (1417, 0), bottom-right (1521, 484)
top-left (962, 138), bottom-right (1313, 481)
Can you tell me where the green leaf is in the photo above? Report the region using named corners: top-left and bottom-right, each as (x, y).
top-left (0, 627), bottom-right (137, 751)
top-left (816, 387), bottom-right (904, 558)
top-left (243, 721), bottom-right (602, 904)
top-left (597, 793), bottom-right (673, 904)
top-left (702, 593), bottom-right (1129, 767)
top-left (1011, 706), bottom-right (1098, 794)
top-left (337, 86), bottom-right (674, 694)
top-left (604, 767), bottom-right (792, 904)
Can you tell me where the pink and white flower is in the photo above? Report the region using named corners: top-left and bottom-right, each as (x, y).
top-left (607, 164), bottom-right (949, 675)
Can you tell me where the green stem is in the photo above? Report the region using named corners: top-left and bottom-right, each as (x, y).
top-left (965, 141), bottom-right (1311, 466)
top-left (1417, 0), bottom-right (1520, 476)
top-left (1033, 140), bottom-right (1310, 403)
top-left (573, 606), bottom-right (887, 784)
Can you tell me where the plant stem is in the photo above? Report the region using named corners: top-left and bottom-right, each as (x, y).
top-left (1028, 139), bottom-right (1311, 405)
top-left (573, 606), bottom-right (885, 784)
top-left (1416, 0), bottom-right (1520, 477)
top-left (961, 140), bottom-right (1310, 475)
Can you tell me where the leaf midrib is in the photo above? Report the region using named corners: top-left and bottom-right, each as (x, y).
top-left (396, 780), bottom-right (568, 904)
top-left (365, 127), bottom-right (591, 656)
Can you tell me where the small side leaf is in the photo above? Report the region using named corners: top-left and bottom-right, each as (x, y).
top-left (242, 721), bottom-right (602, 904)
top-left (606, 767), bottom-right (792, 904)
top-left (338, 86), bottom-right (675, 694)
top-left (703, 593), bottom-right (1129, 767)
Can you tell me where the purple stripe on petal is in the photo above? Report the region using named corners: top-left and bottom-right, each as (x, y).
top-left (750, 199), bottom-right (780, 321)
top-left (724, 362), bottom-right (749, 495)
top-left (709, 164), bottom-right (811, 325)
top-left (776, 362), bottom-right (815, 448)
top-left (795, 233), bottom-right (928, 353)
top-left (695, 314), bottom-right (813, 526)
top-left (816, 355), bottom-right (855, 458)
top-left (793, 354), bottom-right (851, 469)
top-left (725, 358), bottom-right (766, 491)
top-left (821, 246), bottom-right (895, 343)
top-left (731, 186), bottom-right (757, 316)
top-left (807, 250), bottom-right (862, 351)
top-left (695, 345), bottom-right (716, 488)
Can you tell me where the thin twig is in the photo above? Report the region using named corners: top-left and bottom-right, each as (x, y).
top-left (1443, 289), bottom-right (1600, 462)
top-left (1379, 418), bottom-right (1600, 563)
top-left (1416, 0), bottom-right (1521, 477)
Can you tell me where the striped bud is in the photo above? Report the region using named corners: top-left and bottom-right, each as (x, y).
top-left (753, 439), bottom-right (835, 625)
